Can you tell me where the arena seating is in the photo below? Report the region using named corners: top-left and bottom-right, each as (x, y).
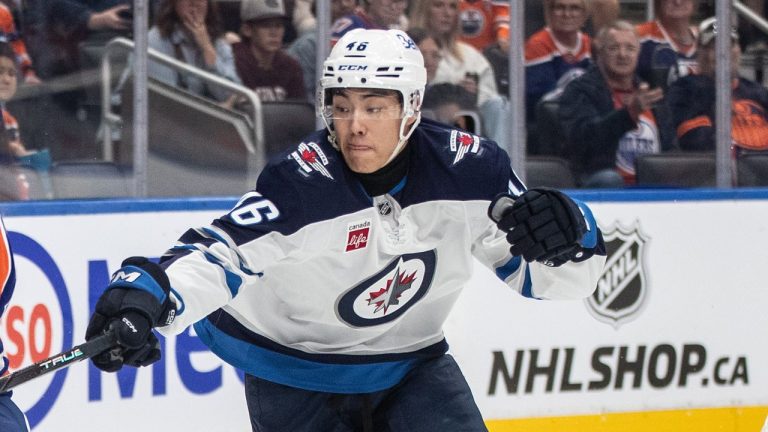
top-left (736, 152), bottom-right (768, 187)
top-left (120, 78), bottom-right (260, 197)
top-left (51, 160), bottom-right (129, 198)
top-left (525, 156), bottom-right (577, 188)
top-left (635, 152), bottom-right (717, 187)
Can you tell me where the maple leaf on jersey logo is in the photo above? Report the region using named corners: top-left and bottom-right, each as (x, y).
top-left (300, 149), bottom-right (318, 164)
top-left (458, 132), bottom-right (473, 147)
top-left (450, 130), bottom-right (479, 165)
top-left (291, 142), bottom-right (334, 180)
top-left (367, 268), bottom-right (418, 314)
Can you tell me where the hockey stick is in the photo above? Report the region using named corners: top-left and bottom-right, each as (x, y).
top-left (0, 329), bottom-right (118, 392)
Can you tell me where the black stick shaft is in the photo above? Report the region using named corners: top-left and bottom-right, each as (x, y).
top-left (0, 330), bottom-right (117, 393)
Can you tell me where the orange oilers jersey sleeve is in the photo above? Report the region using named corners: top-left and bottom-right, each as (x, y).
top-left (0, 4), bottom-right (33, 76)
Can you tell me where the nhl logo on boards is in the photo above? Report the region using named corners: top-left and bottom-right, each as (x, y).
top-left (586, 221), bottom-right (650, 328)
top-left (449, 130), bottom-right (480, 165)
top-left (346, 220), bottom-right (371, 252)
top-left (291, 142), bottom-right (334, 180)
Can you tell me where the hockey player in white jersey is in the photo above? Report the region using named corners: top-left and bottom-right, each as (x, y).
top-left (86, 28), bottom-right (606, 431)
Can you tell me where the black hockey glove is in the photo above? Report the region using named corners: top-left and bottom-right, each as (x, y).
top-left (490, 188), bottom-right (592, 267)
top-left (85, 257), bottom-right (176, 372)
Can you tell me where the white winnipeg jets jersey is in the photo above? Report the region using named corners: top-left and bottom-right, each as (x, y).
top-left (158, 118), bottom-right (605, 393)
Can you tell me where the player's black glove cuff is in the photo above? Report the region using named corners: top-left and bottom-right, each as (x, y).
top-left (490, 188), bottom-right (590, 266)
top-left (85, 257), bottom-right (175, 372)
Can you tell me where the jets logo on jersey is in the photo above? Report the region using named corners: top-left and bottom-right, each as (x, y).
top-left (291, 142), bottom-right (334, 180)
top-left (449, 130), bottom-right (480, 165)
top-left (586, 221), bottom-right (649, 328)
top-left (336, 250), bottom-right (436, 327)
top-left (367, 268), bottom-right (417, 314)
top-left (345, 220), bottom-right (371, 252)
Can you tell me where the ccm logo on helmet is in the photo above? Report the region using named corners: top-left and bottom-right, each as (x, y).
top-left (338, 65), bottom-right (368, 71)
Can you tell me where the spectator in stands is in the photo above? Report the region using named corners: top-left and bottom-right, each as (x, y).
top-left (331, 0), bottom-right (409, 44)
top-left (636, 0), bottom-right (699, 87)
top-left (45, 0), bottom-right (142, 73)
top-left (409, 0), bottom-right (498, 106)
top-left (524, 0), bottom-right (592, 123)
top-left (148, 0), bottom-right (241, 102)
top-left (457, 0), bottom-right (509, 53)
top-left (47, 1), bottom-right (133, 43)
top-left (422, 81), bottom-right (478, 131)
top-left (525, 0), bottom-right (619, 39)
top-left (407, 27), bottom-right (441, 84)
top-left (217, 0), bottom-right (303, 46)
top-left (489, 0), bottom-right (615, 96)
top-left (0, 42), bottom-right (31, 162)
top-left (0, 3), bottom-right (40, 84)
top-left (234, 0), bottom-right (304, 102)
top-left (560, 21), bottom-right (675, 188)
top-left (666, 17), bottom-right (768, 153)
top-left (287, 0), bottom-right (355, 102)
top-left (0, 42), bottom-right (35, 200)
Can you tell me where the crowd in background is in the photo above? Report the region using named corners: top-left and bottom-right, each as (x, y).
top-left (0, 0), bottom-right (767, 199)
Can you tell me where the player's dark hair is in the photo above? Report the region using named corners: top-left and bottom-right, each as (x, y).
top-left (330, 88), bottom-right (404, 106)
top-left (422, 83), bottom-right (475, 110)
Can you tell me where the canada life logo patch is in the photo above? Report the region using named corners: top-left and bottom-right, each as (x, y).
top-left (336, 250), bottom-right (437, 327)
top-left (450, 130), bottom-right (480, 165)
top-left (345, 220), bottom-right (371, 252)
top-left (291, 142), bottom-right (334, 180)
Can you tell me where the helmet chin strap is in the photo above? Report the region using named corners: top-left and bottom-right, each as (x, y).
top-left (321, 115), bottom-right (339, 150)
top-left (384, 111), bottom-right (421, 165)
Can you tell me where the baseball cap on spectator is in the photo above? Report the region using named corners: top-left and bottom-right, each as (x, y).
top-left (698, 17), bottom-right (739, 47)
top-left (241, 0), bottom-right (287, 22)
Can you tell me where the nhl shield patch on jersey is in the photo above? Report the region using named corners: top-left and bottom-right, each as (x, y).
top-left (336, 250), bottom-right (436, 327)
top-left (586, 221), bottom-right (649, 328)
top-left (291, 142), bottom-right (334, 180)
top-left (449, 130), bottom-right (480, 165)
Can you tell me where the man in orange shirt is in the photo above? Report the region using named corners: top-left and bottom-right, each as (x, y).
top-left (667, 17), bottom-right (768, 153)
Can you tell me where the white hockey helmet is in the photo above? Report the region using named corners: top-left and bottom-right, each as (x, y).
top-left (318, 29), bottom-right (427, 161)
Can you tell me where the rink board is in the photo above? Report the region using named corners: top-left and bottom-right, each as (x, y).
top-left (0, 190), bottom-right (766, 431)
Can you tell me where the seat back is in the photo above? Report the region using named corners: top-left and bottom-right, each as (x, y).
top-left (736, 152), bottom-right (768, 186)
top-left (635, 152), bottom-right (716, 187)
top-left (261, 101), bottom-right (317, 158)
top-left (524, 156), bottom-right (576, 188)
top-left (532, 98), bottom-right (567, 156)
top-left (51, 160), bottom-right (129, 198)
